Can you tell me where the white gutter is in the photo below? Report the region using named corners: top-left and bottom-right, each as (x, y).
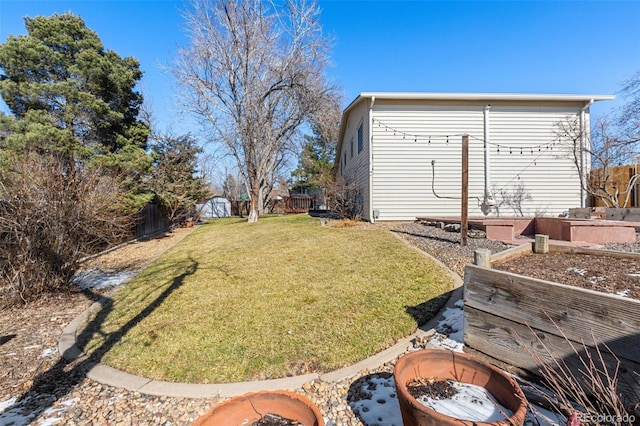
top-left (579, 99), bottom-right (594, 208)
top-left (482, 105), bottom-right (495, 215)
top-left (357, 92), bottom-right (615, 103)
top-left (369, 96), bottom-right (375, 223)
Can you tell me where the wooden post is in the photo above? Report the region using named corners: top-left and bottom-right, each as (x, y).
top-left (474, 248), bottom-right (492, 268)
top-left (534, 234), bottom-right (549, 253)
top-left (461, 135), bottom-right (469, 246)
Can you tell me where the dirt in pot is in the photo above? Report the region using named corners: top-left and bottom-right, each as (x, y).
top-left (406, 377), bottom-right (458, 400)
top-left (250, 413), bottom-right (303, 426)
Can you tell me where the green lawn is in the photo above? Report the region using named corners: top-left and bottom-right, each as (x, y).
top-left (78, 215), bottom-right (454, 383)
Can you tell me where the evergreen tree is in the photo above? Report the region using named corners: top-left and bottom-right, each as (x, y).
top-left (150, 134), bottom-right (210, 223)
top-left (292, 132), bottom-right (336, 192)
top-left (0, 13), bottom-right (153, 208)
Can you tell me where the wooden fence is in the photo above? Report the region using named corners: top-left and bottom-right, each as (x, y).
top-left (590, 164), bottom-right (640, 207)
top-left (132, 204), bottom-right (172, 238)
top-left (285, 196), bottom-right (313, 214)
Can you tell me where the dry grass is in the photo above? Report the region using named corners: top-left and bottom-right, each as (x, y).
top-left (522, 318), bottom-right (637, 426)
top-left (78, 215), bottom-right (454, 383)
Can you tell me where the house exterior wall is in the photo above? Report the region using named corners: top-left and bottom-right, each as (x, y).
top-left (338, 96), bottom-right (597, 221)
top-left (337, 101), bottom-right (371, 219)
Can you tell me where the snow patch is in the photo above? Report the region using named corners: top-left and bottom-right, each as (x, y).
top-left (72, 269), bottom-right (135, 290)
top-left (427, 298), bottom-right (465, 352)
top-left (38, 416), bottom-right (62, 426)
top-left (0, 397), bottom-right (17, 414)
top-left (414, 381), bottom-right (513, 422)
top-left (0, 396), bottom-right (37, 426)
top-left (616, 289), bottom-right (630, 297)
top-left (39, 347), bottom-right (57, 359)
top-left (566, 267), bottom-right (586, 275)
top-left (349, 375), bottom-right (403, 426)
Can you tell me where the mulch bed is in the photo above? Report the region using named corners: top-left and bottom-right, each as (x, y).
top-left (0, 227), bottom-right (195, 402)
top-left (492, 252), bottom-right (640, 300)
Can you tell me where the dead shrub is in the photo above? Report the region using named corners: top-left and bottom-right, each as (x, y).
top-left (328, 176), bottom-right (362, 220)
top-left (0, 154), bottom-right (136, 307)
top-left (522, 319), bottom-right (638, 425)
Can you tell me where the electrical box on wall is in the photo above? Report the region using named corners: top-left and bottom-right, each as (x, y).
top-left (373, 209), bottom-right (380, 219)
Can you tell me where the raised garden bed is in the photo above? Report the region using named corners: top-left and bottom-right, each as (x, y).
top-left (416, 216), bottom-right (640, 244)
top-left (463, 242), bottom-right (640, 404)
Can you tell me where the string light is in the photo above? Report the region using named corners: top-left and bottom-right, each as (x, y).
top-left (371, 117), bottom-right (569, 156)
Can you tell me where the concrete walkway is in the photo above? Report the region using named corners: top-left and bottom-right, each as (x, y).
top-left (59, 266), bottom-right (464, 399)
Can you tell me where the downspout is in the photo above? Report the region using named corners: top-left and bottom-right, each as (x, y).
top-left (481, 105), bottom-right (496, 215)
top-left (369, 96), bottom-right (376, 223)
top-left (580, 99), bottom-right (594, 208)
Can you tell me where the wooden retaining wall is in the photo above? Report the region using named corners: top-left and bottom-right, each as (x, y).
top-left (464, 244), bottom-right (640, 400)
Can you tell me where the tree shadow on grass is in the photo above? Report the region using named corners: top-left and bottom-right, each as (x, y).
top-left (404, 291), bottom-right (452, 328)
top-left (0, 258), bottom-right (198, 425)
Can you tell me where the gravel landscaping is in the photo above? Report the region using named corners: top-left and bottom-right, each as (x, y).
top-left (1, 219), bottom-right (638, 425)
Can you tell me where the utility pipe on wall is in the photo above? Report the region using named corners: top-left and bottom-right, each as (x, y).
top-left (482, 105), bottom-right (495, 215)
top-left (579, 99), bottom-right (594, 208)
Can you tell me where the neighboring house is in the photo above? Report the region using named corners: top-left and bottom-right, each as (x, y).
top-left (336, 92), bottom-right (614, 222)
top-left (197, 196), bottom-right (231, 219)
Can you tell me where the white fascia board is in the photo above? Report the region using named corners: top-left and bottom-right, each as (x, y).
top-left (357, 92), bottom-right (615, 103)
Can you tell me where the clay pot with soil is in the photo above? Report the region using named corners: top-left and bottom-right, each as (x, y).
top-left (192, 390), bottom-right (324, 426)
top-left (393, 349), bottom-right (528, 426)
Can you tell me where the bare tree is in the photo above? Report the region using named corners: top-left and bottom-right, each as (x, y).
top-left (619, 70), bottom-right (640, 146)
top-left (491, 183), bottom-right (532, 217)
top-left (174, 0), bottom-right (338, 222)
top-left (557, 114), bottom-right (640, 208)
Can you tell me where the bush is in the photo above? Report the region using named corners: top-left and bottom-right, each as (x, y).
top-left (0, 154), bottom-right (135, 306)
top-left (329, 176), bottom-right (363, 220)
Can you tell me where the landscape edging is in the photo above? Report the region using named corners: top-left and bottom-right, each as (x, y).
top-left (59, 232), bottom-right (465, 398)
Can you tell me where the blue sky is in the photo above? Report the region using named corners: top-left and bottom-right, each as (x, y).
top-left (1, 0), bottom-right (639, 134)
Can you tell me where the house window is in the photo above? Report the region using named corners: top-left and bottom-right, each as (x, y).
top-left (357, 123), bottom-right (363, 153)
top-left (350, 137), bottom-right (354, 158)
top-left (343, 152), bottom-right (347, 167)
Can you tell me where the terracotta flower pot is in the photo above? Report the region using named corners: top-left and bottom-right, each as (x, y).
top-left (393, 349), bottom-right (528, 426)
top-left (192, 390), bottom-right (324, 426)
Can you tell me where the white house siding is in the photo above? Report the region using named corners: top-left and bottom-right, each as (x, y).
top-left (488, 104), bottom-right (584, 217)
top-left (367, 100), bottom-right (586, 221)
top-left (337, 101), bottom-right (371, 219)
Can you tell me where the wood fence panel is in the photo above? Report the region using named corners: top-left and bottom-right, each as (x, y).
top-left (132, 204), bottom-right (171, 238)
top-left (285, 196), bottom-right (312, 214)
top-left (590, 164), bottom-right (640, 207)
